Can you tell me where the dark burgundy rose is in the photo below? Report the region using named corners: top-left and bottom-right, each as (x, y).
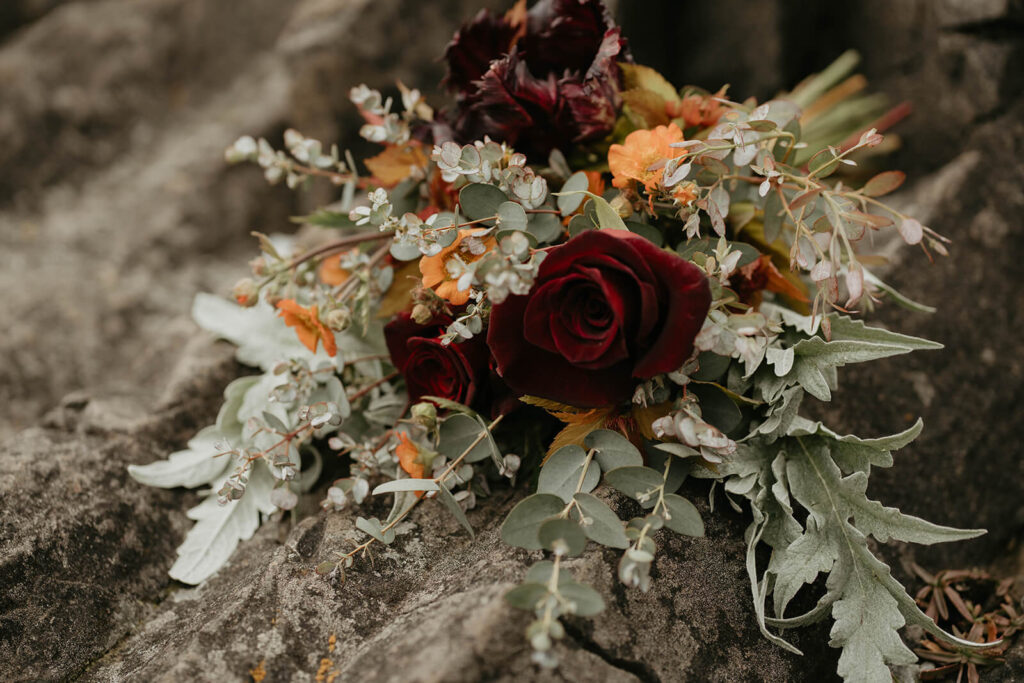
top-left (519, 0), bottom-right (614, 76)
top-left (384, 313), bottom-right (490, 407)
top-left (441, 0), bottom-right (629, 158)
top-left (488, 230), bottom-right (712, 408)
top-left (442, 9), bottom-right (520, 95)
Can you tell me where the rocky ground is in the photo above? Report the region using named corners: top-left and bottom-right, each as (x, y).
top-left (1, 0), bottom-right (1022, 681)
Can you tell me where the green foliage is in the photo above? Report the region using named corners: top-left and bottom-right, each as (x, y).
top-left (572, 493), bottom-right (629, 549)
top-left (537, 445), bottom-right (599, 502)
top-left (501, 494), bottom-right (566, 550)
top-left (553, 190), bottom-right (626, 231)
top-left (459, 183), bottom-right (507, 222)
top-left (697, 421), bottom-right (985, 681)
top-left (583, 429), bottom-right (642, 470)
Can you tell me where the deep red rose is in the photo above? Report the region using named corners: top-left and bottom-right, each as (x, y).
top-left (487, 230), bottom-right (711, 407)
top-left (384, 313), bottom-right (490, 407)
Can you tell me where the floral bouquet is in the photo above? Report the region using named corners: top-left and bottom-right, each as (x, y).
top-left (130, 1), bottom-right (1000, 679)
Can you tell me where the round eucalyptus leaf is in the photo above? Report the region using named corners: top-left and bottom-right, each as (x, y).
top-left (557, 171), bottom-right (589, 216)
top-left (436, 226), bottom-right (458, 248)
top-left (538, 518), bottom-right (586, 557)
top-left (559, 580), bottom-right (605, 616)
top-left (624, 220), bottom-right (663, 246)
top-left (538, 445), bottom-right (599, 502)
top-left (573, 493), bottom-right (629, 549)
top-left (643, 446), bottom-right (689, 495)
top-left (662, 493), bottom-right (705, 537)
top-left (527, 211), bottom-right (563, 243)
top-left (437, 413), bottom-right (492, 463)
top-left (604, 466), bottom-right (665, 507)
top-left (526, 560), bottom-right (559, 586)
top-left (692, 351), bottom-right (731, 382)
top-left (496, 201), bottom-right (528, 232)
top-left (504, 582), bottom-right (549, 611)
top-left (689, 383), bottom-right (743, 434)
top-left (459, 183), bottom-right (507, 221)
top-left (389, 240), bottom-right (422, 261)
top-left (584, 430), bottom-right (642, 471)
top-left (567, 213), bottom-right (595, 237)
top-left (500, 493), bottom-right (565, 550)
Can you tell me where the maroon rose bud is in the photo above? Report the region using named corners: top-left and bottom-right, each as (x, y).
top-left (487, 230), bottom-right (711, 408)
top-left (384, 313), bottom-right (490, 407)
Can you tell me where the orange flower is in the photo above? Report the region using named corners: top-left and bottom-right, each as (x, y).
top-left (318, 251), bottom-right (354, 287)
top-left (396, 432), bottom-right (425, 479)
top-left (276, 299), bottom-right (337, 356)
top-left (608, 123), bottom-right (685, 193)
top-left (396, 432), bottom-right (434, 497)
top-left (585, 170), bottom-right (606, 199)
top-left (365, 143), bottom-right (428, 187)
top-left (419, 228), bottom-right (496, 306)
top-left (672, 181), bottom-right (697, 206)
top-left (667, 88), bottom-right (727, 129)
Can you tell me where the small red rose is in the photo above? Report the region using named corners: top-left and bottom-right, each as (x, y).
top-left (384, 313), bottom-right (489, 407)
top-left (487, 230), bottom-right (711, 407)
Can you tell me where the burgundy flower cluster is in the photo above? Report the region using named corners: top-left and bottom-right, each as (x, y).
top-left (386, 231), bottom-right (710, 412)
top-left (441, 0), bottom-right (630, 158)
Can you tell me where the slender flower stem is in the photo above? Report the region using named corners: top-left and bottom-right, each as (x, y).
top-left (260, 231), bottom-right (396, 287)
top-left (347, 371), bottom-right (400, 402)
top-left (332, 243), bottom-right (390, 299)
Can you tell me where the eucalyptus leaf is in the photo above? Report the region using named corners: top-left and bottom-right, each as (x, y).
top-left (438, 413), bottom-right (491, 463)
top-left (624, 220), bottom-right (663, 246)
top-left (526, 560), bottom-right (572, 586)
top-left (437, 483), bottom-right (474, 537)
top-left (538, 445), bottom-right (599, 502)
top-left (763, 190), bottom-right (784, 243)
top-left (604, 466), bottom-right (665, 507)
top-left (389, 240), bottom-right (422, 261)
top-left (422, 395), bottom-right (476, 415)
top-left (554, 190), bottom-right (627, 231)
top-left (557, 172), bottom-right (589, 216)
top-left (538, 518), bottom-right (586, 557)
top-left (584, 430), bottom-right (643, 471)
top-left (496, 201), bottom-right (528, 231)
top-left (371, 479), bottom-right (439, 495)
top-left (501, 493), bottom-right (566, 550)
top-left (573, 493), bottom-right (629, 549)
top-left (689, 383), bottom-right (743, 433)
top-left (662, 494), bottom-right (705, 536)
top-left (643, 447), bottom-right (689, 494)
top-left (356, 516), bottom-right (396, 545)
top-left (559, 580), bottom-right (605, 616)
top-left (505, 582), bottom-right (549, 610)
top-left (527, 211), bottom-right (563, 243)
top-left (693, 351), bottom-right (731, 382)
top-left (459, 183), bottom-right (507, 221)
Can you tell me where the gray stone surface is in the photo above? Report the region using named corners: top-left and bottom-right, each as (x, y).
top-left (1, 0), bottom-right (1022, 681)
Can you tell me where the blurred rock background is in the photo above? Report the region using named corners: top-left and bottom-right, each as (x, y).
top-left (0, 0), bottom-right (1021, 680)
